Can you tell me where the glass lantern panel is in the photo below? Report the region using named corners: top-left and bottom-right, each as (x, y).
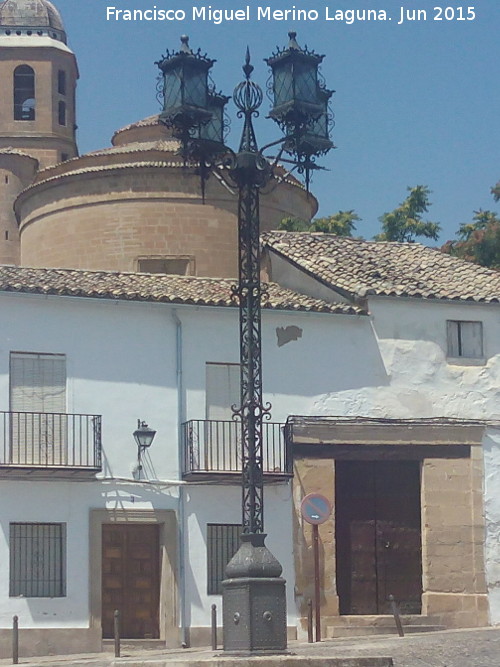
top-left (308, 110), bottom-right (328, 139)
top-left (273, 62), bottom-right (293, 107)
top-left (163, 69), bottom-right (182, 111)
top-left (200, 105), bottom-right (223, 143)
top-left (294, 60), bottom-right (318, 102)
top-left (185, 66), bottom-right (207, 108)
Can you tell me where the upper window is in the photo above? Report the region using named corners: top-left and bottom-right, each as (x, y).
top-left (206, 362), bottom-right (240, 421)
top-left (58, 100), bottom-right (66, 126)
top-left (10, 522), bottom-right (66, 597)
top-left (13, 65), bottom-right (35, 121)
top-left (57, 70), bottom-right (66, 95)
top-left (10, 352), bottom-right (66, 413)
top-left (205, 363), bottom-right (241, 472)
top-left (446, 320), bottom-right (484, 359)
top-left (9, 352), bottom-right (67, 465)
top-left (137, 257), bottom-right (193, 275)
top-left (207, 523), bottom-right (241, 595)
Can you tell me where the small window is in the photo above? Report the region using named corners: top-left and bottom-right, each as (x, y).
top-left (447, 320), bottom-right (483, 359)
top-left (137, 257), bottom-right (192, 275)
top-left (207, 523), bottom-right (241, 595)
top-left (10, 523), bottom-right (66, 597)
top-left (58, 101), bottom-right (66, 126)
top-left (13, 65), bottom-right (35, 120)
top-left (61, 153), bottom-right (69, 162)
top-left (57, 70), bottom-right (66, 95)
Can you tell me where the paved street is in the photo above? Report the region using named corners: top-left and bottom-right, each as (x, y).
top-left (302, 627), bottom-right (500, 666)
top-left (1, 627), bottom-right (500, 667)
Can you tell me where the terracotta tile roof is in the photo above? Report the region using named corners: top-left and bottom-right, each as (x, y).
top-left (84, 140), bottom-right (180, 157)
top-left (262, 231), bottom-right (500, 302)
top-left (113, 114), bottom-right (162, 134)
top-left (0, 265), bottom-right (364, 315)
top-left (0, 146), bottom-right (37, 160)
top-left (30, 160), bottom-right (186, 190)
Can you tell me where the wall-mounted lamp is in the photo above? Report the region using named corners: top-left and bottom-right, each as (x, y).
top-left (133, 419), bottom-right (156, 478)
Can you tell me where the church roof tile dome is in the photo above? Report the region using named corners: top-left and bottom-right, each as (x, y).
top-left (0, 0), bottom-right (66, 42)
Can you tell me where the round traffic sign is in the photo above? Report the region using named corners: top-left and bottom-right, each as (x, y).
top-left (300, 493), bottom-right (332, 525)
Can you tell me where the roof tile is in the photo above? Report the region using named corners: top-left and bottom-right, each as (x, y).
top-left (0, 265), bottom-right (364, 315)
top-left (262, 232), bottom-right (500, 302)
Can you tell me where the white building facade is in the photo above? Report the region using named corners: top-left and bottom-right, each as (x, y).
top-left (1, 248), bottom-right (500, 656)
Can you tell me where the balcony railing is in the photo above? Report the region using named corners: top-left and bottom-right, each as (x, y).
top-left (182, 419), bottom-right (292, 479)
top-left (0, 411), bottom-right (102, 474)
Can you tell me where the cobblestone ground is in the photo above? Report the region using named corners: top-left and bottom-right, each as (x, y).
top-left (299, 627), bottom-right (500, 667)
top-left (1, 627), bottom-right (499, 667)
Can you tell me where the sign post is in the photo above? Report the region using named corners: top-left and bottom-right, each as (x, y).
top-left (300, 493), bottom-right (332, 642)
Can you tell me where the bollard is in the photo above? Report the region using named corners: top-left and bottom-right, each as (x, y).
top-left (307, 599), bottom-right (313, 643)
top-left (211, 604), bottom-right (217, 650)
top-left (12, 615), bottom-right (18, 665)
top-left (389, 595), bottom-right (404, 637)
top-left (114, 609), bottom-right (120, 657)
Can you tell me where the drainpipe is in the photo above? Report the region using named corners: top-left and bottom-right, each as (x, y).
top-left (172, 309), bottom-right (189, 648)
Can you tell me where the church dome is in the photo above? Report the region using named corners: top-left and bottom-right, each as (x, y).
top-left (0, 0), bottom-right (66, 42)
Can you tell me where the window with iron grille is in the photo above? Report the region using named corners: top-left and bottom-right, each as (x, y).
top-left (446, 320), bottom-right (483, 359)
top-left (207, 523), bottom-right (241, 595)
top-left (10, 523), bottom-right (66, 597)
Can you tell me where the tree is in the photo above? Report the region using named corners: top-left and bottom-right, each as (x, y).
top-left (441, 209), bottom-right (500, 269)
top-left (374, 185), bottom-right (441, 243)
top-left (279, 210), bottom-right (360, 237)
top-left (492, 181), bottom-right (500, 203)
top-left (279, 217), bottom-right (311, 232)
top-left (312, 210), bottom-right (360, 237)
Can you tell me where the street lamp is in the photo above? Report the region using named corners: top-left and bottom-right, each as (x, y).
top-left (133, 419), bottom-right (156, 478)
top-left (157, 32), bottom-right (334, 654)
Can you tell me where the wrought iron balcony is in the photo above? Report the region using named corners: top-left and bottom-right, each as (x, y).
top-left (0, 411), bottom-right (102, 477)
top-left (182, 419), bottom-right (292, 480)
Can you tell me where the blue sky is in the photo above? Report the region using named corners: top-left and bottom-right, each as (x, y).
top-left (59, 0), bottom-right (499, 242)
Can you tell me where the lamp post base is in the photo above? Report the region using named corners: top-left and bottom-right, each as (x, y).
top-left (222, 533), bottom-right (287, 653)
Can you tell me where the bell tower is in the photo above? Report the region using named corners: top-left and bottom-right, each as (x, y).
top-left (0, 0), bottom-right (78, 263)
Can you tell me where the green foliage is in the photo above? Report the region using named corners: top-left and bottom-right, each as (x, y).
top-left (492, 181), bottom-right (500, 203)
top-left (279, 210), bottom-right (360, 237)
top-left (278, 217), bottom-right (312, 232)
top-left (441, 210), bottom-right (500, 268)
top-left (374, 185), bottom-right (441, 243)
top-left (313, 210), bottom-right (361, 236)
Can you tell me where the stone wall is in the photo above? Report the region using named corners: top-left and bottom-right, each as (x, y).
top-left (17, 161), bottom-right (315, 276)
top-left (292, 433), bottom-right (488, 632)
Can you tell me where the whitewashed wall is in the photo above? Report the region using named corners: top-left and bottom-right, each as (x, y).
top-left (0, 293), bottom-right (182, 628)
top-left (0, 479), bottom-right (179, 628)
top-left (0, 293), bottom-right (179, 479)
top-left (2, 288), bottom-right (500, 632)
top-left (482, 429), bottom-right (500, 624)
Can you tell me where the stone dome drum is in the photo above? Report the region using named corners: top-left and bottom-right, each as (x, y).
top-left (0, 0), bottom-right (66, 42)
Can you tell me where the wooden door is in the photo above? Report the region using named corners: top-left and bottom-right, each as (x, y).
top-left (102, 524), bottom-right (160, 638)
top-left (336, 460), bottom-right (422, 615)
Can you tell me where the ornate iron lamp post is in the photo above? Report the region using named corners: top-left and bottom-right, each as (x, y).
top-left (157, 32), bottom-right (334, 654)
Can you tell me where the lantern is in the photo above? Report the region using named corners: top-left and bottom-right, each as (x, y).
top-left (266, 32), bottom-right (334, 156)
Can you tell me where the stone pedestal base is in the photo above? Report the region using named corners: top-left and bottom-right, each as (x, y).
top-left (222, 533), bottom-right (287, 653)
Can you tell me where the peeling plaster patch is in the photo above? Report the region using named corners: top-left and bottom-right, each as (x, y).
top-left (276, 325), bottom-right (303, 347)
